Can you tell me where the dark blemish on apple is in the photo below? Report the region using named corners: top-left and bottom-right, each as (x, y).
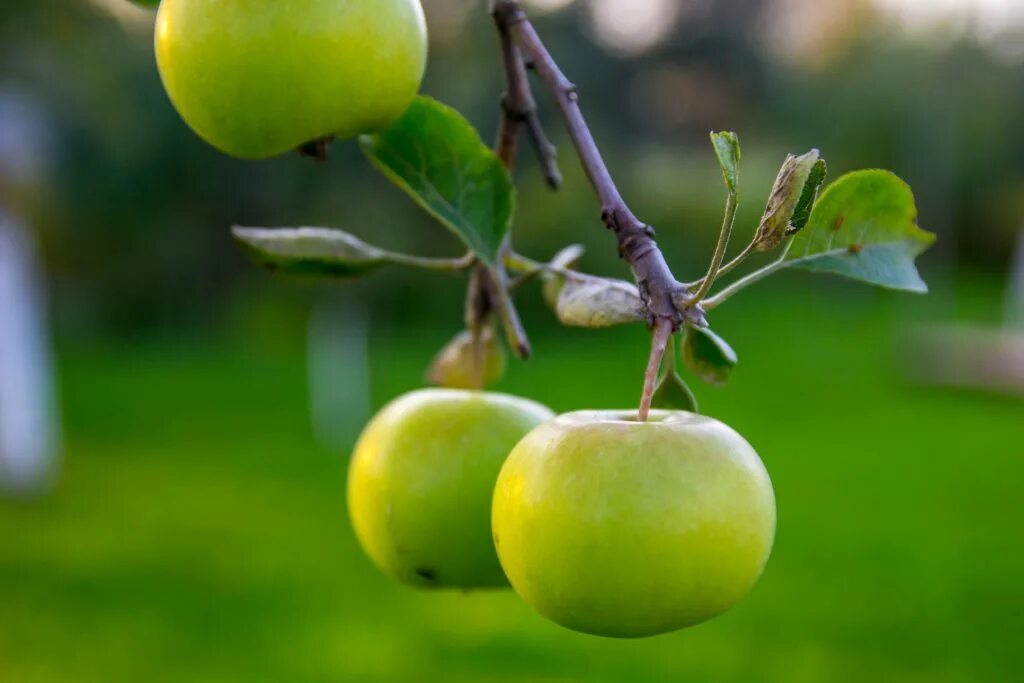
top-left (415, 567), bottom-right (436, 582)
top-left (834, 215), bottom-right (845, 231)
top-left (297, 136), bottom-right (333, 163)
top-left (493, 533), bottom-right (500, 547)
top-left (848, 243), bottom-right (863, 254)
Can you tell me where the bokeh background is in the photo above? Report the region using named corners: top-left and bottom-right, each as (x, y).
top-left (1, 0), bottom-right (1022, 681)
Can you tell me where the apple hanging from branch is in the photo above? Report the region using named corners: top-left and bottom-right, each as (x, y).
top-left (140, 0), bottom-right (935, 638)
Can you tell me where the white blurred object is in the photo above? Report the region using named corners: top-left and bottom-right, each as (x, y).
top-left (1006, 227), bottom-right (1024, 330)
top-left (587, 0), bottom-right (681, 55)
top-left (903, 227), bottom-right (1024, 396)
top-left (307, 294), bottom-right (370, 452)
top-left (0, 89), bottom-right (52, 191)
top-left (0, 87), bottom-right (61, 495)
top-left (903, 325), bottom-right (1024, 396)
top-left (0, 212), bottom-right (61, 494)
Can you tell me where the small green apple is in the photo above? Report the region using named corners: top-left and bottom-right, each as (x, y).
top-left (348, 389), bottom-right (554, 589)
top-left (492, 410), bottom-right (776, 638)
top-left (155, 0), bottom-right (427, 159)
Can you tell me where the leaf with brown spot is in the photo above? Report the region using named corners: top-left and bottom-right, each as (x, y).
top-left (784, 170), bottom-right (935, 293)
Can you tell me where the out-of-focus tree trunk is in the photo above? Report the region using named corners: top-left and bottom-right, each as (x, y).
top-left (0, 210), bottom-right (61, 495)
top-left (1006, 227), bottom-right (1024, 330)
top-left (307, 292), bottom-right (370, 453)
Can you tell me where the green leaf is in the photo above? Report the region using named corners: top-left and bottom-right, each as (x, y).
top-left (756, 149), bottom-right (824, 251)
top-left (784, 170), bottom-right (936, 293)
top-left (651, 370), bottom-right (699, 413)
top-left (683, 325), bottom-right (738, 386)
top-left (555, 277), bottom-right (645, 328)
top-left (232, 226), bottom-right (387, 277)
top-left (790, 158), bottom-right (828, 232)
top-left (710, 131), bottom-right (741, 193)
top-left (360, 96), bottom-right (515, 266)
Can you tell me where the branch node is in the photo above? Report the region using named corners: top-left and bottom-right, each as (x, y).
top-left (601, 208), bottom-right (616, 231)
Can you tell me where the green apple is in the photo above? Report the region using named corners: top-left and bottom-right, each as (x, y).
top-left (155, 0), bottom-right (427, 159)
top-left (492, 410), bottom-right (776, 637)
top-left (348, 389), bottom-right (554, 589)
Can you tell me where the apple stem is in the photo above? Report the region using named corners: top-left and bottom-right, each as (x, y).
top-left (639, 317), bottom-right (672, 421)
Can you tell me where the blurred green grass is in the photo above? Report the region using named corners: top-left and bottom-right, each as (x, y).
top-left (1, 277), bottom-right (1022, 682)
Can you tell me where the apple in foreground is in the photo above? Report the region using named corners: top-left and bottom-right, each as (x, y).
top-left (348, 389), bottom-right (554, 589)
top-left (155, 0), bottom-right (427, 158)
top-left (492, 410), bottom-right (776, 638)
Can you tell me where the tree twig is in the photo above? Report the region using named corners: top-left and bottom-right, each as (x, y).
top-left (480, 1), bottom-right (551, 362)
top-left (492, 0), bottom-right (709, 419)
top-left (489, 259), bottom-right (532, 360)
top-left (492, 3), bottom-right (561, 188)
top-left (492, 0), bottom-right (699, 331)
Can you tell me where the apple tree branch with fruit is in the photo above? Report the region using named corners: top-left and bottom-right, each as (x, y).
top-left (140, 0), bottom-right (935, 639)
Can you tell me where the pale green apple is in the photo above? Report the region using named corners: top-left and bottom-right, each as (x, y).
top-left (155, 0), bottom-right (427, 159)
top-left (492, 410), bottom-right (776, 638)
top-left (348, 389), bottom-right (554, 589)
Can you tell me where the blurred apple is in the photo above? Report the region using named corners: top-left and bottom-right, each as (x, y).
top-left (348, 389), bottom-right (553, 589)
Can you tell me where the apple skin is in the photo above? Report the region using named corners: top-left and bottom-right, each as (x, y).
top-left (155, 0), bottom-right (427, 159)
top-left (348, 389), bottom-right (554, 589)
top-left (492, 410), bottom-right (776, 638)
